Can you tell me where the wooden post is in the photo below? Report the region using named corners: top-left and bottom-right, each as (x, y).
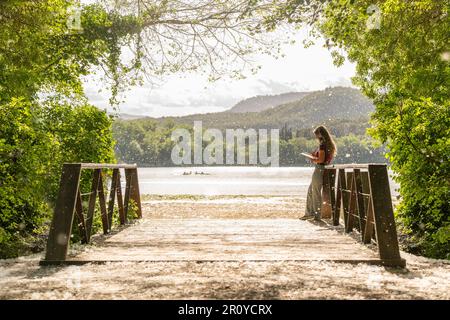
top-left (42, 163), bottom-right (141, 264)
top-left (343, 171), bottom-right (353, 231)
top-left (85, 169), bottom-right (100, 242)
top-left (124, 169), bottom-right (132, 219)
top-left (116, 169), bottom-right (126, 225)
top-left (361, 171), bottom-right (374, 243)
top-left (361, 171), bottom-right (371, 215)
top-left (321, 169), bottom-right (335, 219)
top-left (330, 169), bottom-right (336, 215)
top-left (107, 169), bottom-right (118, 229)
top-left (75, 190), bottom-right (88, 244)
top-left (368, 164), bottom-right (405, 266)
top-left (125, 168), bottom-right (142, 219)
top-left (363, 197), bottom-right (375, 244)
top-left (130, 168), bottom-right (143, 218)
top-left (353, 169), bottom-right (367, 237)
top-left (44, 164), bottom-right (82, 261)
top-left (333, 169), bottom-right (346, 226)
top-left (346, 171), bottom-right (356, 233)
top-left (97, 171), bottom-right (109, 234)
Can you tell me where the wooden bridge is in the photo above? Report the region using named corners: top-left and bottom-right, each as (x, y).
top-left (41, 163), bottom-right (405, 267)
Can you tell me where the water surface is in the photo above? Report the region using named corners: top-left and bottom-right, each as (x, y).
top-left (137, 166), bottom-right (399, 196)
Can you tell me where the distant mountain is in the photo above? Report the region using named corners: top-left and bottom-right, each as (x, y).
top-left (152, 87), bottom-right (374, 136)
top-left (113, 87), bottom-right (383, 166)
top-left (258, 86), bottom-right (374, 127)
top-left (228, 92), bottom-right (309, 113)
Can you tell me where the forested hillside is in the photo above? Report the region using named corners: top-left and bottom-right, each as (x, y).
top-left (227, 91), bottom-right (309, 113)
top-left (113, 87), bottom-right (385, 166)
top-left (152, 87), bottom-right (373, 134)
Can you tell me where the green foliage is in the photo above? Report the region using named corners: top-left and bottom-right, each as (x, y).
top-left (113, 117), bottom-right (385, 166)
top-left (254, 0), bottom-right (449, 258)
top-left (0, 1), bottom-right (125, 257)
top-left (0, 99), bottom-right (115, 258)
top-left (112, 86), bottom-right (383, 166)
top-left (1, 0), bottom-right (446, 262)
top-left (0, 1), bottom-right (141, 104)
top-left (42, 101), bottom-right (115, 163)
top-left (113, 119), bottom-right (180, 166)
top-left (0, 99), bottom-right (55, 257)
top-left (315, 0), bottom-right (450, 258)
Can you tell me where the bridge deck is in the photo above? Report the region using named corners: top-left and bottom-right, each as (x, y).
top-left (68, 217), bottom-right (379, 263)
top-left (6, 198), bottom-right (448, 300)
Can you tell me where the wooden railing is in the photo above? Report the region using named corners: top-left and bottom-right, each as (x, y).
top-left (321, 164), bottom-right (405, 267)
top-left (42, 163), bottom-right (142, 264)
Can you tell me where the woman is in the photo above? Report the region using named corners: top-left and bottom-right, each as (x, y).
top-left (300, 125), bottom-right (337, 221)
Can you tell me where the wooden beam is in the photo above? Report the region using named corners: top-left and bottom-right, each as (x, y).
top-left (124, 168), bottom-right (132, 219)
top-left (85, 169), bottom-right (101, 242)
top-left (116, 169), bottom-right (126, 225)
top-left (325, 164), bottom-right (371, 169)
top-left (342, 171), bottom-right (353, 231)
top-left (79, 163), bottom-right (137, 169)
top-left (125, 168), bottom-right (143, 219)
top-left (130, 168), bottom-right (143, 218)
top-left (363, 197), bottom-right (375, 244)
top-left (368, 165), bottom-right (403, 262)
top-left (321, 169), bottom-right (334, 219)
top-left (346, 171), bottom-right (356, 233)
top-left (354, 169), bottom-right (367, 238)
top-left (75, 190), bottom-right (88, 244)
top-left (333, 169), bottom-right (346, 226)
top-left (107, 169), bottom-right (118, 229)
top-left (329, 169), bottom-right (336, 222)
top-left (97, 170), bottom-right (109, 234)
top-left (44, 164), bottom-right (81, 261)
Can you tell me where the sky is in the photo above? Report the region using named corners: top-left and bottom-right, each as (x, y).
top-left (83, 28), bottom-right (357, 118)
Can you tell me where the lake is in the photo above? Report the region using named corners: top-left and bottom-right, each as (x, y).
top-left (137, 166), bottom-right (399, 196)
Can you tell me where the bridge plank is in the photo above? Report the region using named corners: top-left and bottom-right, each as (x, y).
top-left (69, 218), bottom-right (380, 262)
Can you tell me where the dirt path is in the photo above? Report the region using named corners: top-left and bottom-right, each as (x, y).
top-left (0, 196), bottom-right (449, 299)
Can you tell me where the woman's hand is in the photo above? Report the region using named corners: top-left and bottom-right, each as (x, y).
top-left (313, 150), bottom-right (325, 164)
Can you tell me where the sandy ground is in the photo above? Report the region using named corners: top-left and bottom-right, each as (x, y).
top-left (0, 195), bottom-right (449, 300)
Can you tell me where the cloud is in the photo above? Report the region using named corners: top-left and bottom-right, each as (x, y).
top-left (255, 79), bottom-right (299, 95)
top-left (324, 76), bottom-right (354, 88)
top-left (82, 29), bottom-right (356, 117)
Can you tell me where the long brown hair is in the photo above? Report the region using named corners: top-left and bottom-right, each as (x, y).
top-left (313, 125), bottom-right (337, 158)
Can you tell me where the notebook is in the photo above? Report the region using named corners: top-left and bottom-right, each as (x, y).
top-left (301, 152), bottom-right (315, 160)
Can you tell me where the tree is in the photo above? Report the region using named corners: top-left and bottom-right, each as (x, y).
top-left (0, 0), bottom-right (286, 257)
top-left (260, 0), bottom-right (449, 258)
top-left (0, 99), bottom-right (55, 257)
top-left (78, 0), bottom-right (288, 104)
